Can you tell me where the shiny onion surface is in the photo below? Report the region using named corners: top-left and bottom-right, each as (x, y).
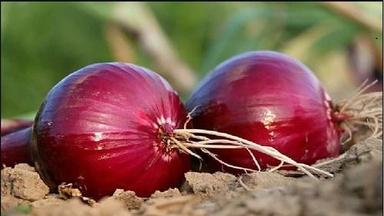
top-left (187, 51), bottom-right (341, 173)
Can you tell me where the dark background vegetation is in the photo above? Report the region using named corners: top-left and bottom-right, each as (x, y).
top-left (1, 2), bottom-right (382, 118)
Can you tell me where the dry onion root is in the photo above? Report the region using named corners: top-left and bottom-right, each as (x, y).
top-left (170, 110), bottom-right (333, 179)
top-left (172, 128), bottom-right (333, 179)
top-left (335, 80), bottom-right (383, 145)
top-left (312, 82), bottom-right (382, 168)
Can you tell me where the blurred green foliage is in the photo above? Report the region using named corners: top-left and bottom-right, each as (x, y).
top-left (1, 2), bottom-right (382, 118)
top-left (1, 3), bottom-right (113, 118)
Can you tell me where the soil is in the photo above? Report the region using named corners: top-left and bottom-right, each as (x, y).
top-left (1, 138), bottom-right (382, 216)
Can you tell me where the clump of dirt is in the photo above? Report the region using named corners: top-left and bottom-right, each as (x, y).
top-left (239, 171), bottom-right (297, 191)
top-left (150, 188), bottom-right (182, 199)
top-left (1, 163), bottom-right (50, 214)
top-left (111, 189), bottom-right (143, 210)
top-left (1, 163), bottom-right (49, 201)
top-left (183, 172), bottom-right (238, 198)
top-left (1, 138), bottom-right (382, 216)
top-left (206, 158), bottom-right (382, 216)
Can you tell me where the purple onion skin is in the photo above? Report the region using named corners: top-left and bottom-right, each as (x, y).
top-left (32, 63), bottom-right (190, 199)
top-left (187, 51), bottom-right (341, 173)
top-left (1, 119), bottom-right (33, 136)
top-left (1, 127), bottom-right (33, 167)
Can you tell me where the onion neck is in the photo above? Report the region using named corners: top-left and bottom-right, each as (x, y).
top-left (331, 106), bottom-right (351, 124)
top-left (330, 92), bottom-right (382, 147)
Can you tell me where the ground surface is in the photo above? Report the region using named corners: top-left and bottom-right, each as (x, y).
top-left (1, 138), bottom-right (382, 216)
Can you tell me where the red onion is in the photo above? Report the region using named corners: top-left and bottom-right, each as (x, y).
top-left (1, 119), bottom-right (33, 136)
top-left (32, 63), bottom-right (190, 199)
top-left (186, 51), bottom-right (343, 173)
top-left (1, 127), bottom-right (33, 167)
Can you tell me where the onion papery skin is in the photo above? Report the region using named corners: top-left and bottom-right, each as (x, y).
top-left (1, 127), bottom-right (33, 167)
top-left (32, 63), bottom-right (190, 199)
top-left (187, 51), bottom-right (341, 173)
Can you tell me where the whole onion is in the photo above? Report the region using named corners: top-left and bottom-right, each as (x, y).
top-left (32, 63), bottom-right (190, 199)
top-left (186, 51), bottom-right (343, 173)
